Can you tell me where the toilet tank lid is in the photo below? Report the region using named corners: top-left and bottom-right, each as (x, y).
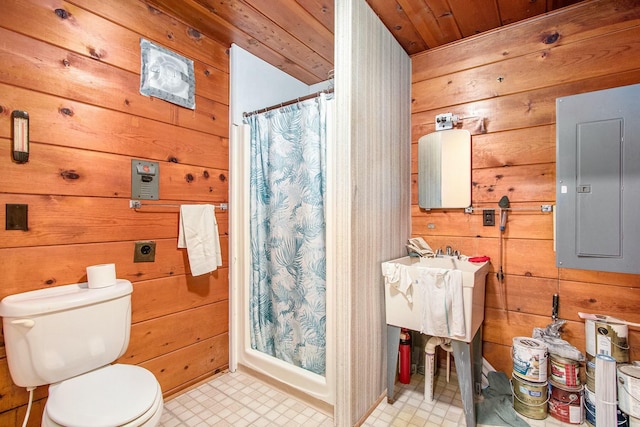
top-left (0, 279), bottom-right (132, 318)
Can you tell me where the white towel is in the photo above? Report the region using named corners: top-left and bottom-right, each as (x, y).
top-left (415, 267), bottom-right (465, 338)
top-left (178, 205), bottom-right (222, 276)
top-left (381, 261), bottom-right (414, 303)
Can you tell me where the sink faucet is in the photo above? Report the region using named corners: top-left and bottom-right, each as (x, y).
top-left (440, 246), bottom-right (462, 259)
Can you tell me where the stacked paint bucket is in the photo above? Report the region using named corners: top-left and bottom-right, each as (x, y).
top-left (548, 353), bottom-right (584, 424)
top-left (584, 319), bottom-right (634, 426)
top-left (512, 337), bottom-right (550, 420)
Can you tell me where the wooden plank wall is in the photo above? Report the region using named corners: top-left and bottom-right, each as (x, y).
top-left (0, 0), bottom-right (229, 423)
top-left (410, 0), bottom-right (640, 375)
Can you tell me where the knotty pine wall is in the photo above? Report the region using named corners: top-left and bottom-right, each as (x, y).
top-left (411, 0), bottom-right (640, 375)
top-left (0, 0), bottom-right (229, 423)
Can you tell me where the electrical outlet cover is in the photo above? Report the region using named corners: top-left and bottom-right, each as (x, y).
top-left (6, 204), bottom-right (28, 230)
top-left (483, 209), bottom-right (495, 226)
top-left (134, 241), bottom-right (156, 262)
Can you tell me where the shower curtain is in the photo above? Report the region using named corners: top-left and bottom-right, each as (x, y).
top-left (245, 93), bottom-right (331, 376)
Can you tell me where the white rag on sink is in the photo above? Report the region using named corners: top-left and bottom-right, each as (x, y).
top-left (381, 261), bottom-right (414, 302)
top-left (415, 267), bottom-right (465, 338)
top-left (178, 204), bottom-right (223, 276)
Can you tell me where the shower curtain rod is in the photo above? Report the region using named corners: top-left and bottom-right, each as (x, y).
top-left (243, 88), bottom-right (334, 118)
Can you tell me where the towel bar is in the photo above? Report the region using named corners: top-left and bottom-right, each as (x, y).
top-left (129, 200), bottom-right (228, 211)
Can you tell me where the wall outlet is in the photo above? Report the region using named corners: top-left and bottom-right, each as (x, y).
top-left (134, 241), bottom-right (156, 262)
top-left (483, 209), bottom-right (495, 226)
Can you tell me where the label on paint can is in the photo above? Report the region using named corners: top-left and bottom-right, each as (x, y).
top-left (550, 354), bottom-right (581, 387)
top-left (584, 387), bottom-right (596, 426)
top-left (549, 397), bottom-right (583, 424)
top-left (548, 381), bottom-right (583, 424)
top-left (586, 360), bottom-right (596, 392)
top-left (511, 375), bottom-right (549, 420)
top-left (586, 319), bottom-right (630, 363)
top-left (586, 319), bottom-right (596, 359)
top-left (512, 337), bottom-right (548, 382)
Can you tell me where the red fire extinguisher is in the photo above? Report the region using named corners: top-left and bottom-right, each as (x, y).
top-left (399, 328), bottom-right (411, 384)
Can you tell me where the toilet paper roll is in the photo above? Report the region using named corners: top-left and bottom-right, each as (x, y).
top-left (86, 263), bottom-right (117, 289)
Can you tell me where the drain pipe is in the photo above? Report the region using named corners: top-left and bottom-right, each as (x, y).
top-left (424, 336), bottom-right (453, 402)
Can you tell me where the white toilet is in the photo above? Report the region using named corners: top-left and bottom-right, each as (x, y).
top-left (0, 279), bottom-right (163, 426)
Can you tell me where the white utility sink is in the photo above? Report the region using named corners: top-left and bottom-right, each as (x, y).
top-left (381, 255), bottom-right (490, 343)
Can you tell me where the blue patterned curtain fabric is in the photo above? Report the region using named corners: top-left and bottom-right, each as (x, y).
top-left (246, 94), bottom-right (330, 376)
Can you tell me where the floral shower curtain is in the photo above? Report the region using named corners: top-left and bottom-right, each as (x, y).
top-left (245, 93), bottom-right (331, 376)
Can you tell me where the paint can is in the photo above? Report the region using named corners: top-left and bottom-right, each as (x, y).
top-left (512, 337), bottom-right (548, 382)
top-left (548, 380), bottom-right (583, 424)
top-left (584, 386), bottom-right (596, 427)
top-left (618, 365), bottom-right (640, 419)
top-left (586, 319), bottom-right (629, 363)
top-left (511, 375), bottom-right (548, 420)
top-left (620, 410), bottom-right (631, 427)
top-left (584, 386), bottom-right (631, 427)
top-left (550, 353), bottom-right (581, 387)
top-left (586, 359), bottom-right (596, 392)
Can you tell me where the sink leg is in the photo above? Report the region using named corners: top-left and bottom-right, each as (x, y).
top-left (472, 328), bottom-right (483, 396)
top-left (386, 325), bottom-right (400, 403)
top-left (452, 328), bottom-right (482, 427)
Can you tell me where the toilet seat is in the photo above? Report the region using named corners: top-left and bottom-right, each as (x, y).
top-left (44, 364), bottom-right (162, 427)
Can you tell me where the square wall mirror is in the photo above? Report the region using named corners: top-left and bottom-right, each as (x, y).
top-left (418, 129), bottom-right (471, 209)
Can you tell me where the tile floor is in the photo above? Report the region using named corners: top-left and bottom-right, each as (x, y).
top-left (160, 369), bottom-right (586, 426)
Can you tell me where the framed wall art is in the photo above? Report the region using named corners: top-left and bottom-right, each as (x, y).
top-left (139, 38), bottom-right (195, 109)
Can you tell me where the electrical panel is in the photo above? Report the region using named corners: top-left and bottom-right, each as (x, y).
top-left (556, 83), bottom-right (640, 274)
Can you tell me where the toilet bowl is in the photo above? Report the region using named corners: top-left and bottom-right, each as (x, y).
top-left (42, 364), bottom-right (163, 427)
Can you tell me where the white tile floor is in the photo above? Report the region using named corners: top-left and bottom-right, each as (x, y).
top-left (160, 369), bottom-right (587, 426)
top-left (160, 371), bottom-right (333, 427)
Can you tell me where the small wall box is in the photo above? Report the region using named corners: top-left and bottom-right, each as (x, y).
top-left (131, 160), bottom-right (159, 200)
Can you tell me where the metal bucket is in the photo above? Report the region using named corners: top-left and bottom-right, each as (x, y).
top-left (512, 375), bottom-right (548, 420)
top-left (585, 386), bottom-right (630, 427)
top-left (512, 337), bottom-right (548, 382)
top-left (618, 365), bottom-right (640, 419)
top-left (548, 380), bottom-right (583, 424)
top-left (585, 386), bottom-right (596, 427)
top-left (586, 359), bottom-right (596, 392)
top-left (550, 353), bottom-right (581, 387)
top-left (586, 319), bottom-right (629, 363)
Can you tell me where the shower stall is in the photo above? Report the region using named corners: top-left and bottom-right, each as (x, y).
top-left (229, 44), bottom-right (336, 408)
top-left (230, 99), bottom-right (336, 407)
top-left (229, 1), bottom-right (411, 421)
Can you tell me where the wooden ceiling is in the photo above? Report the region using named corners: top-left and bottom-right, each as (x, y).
top-left (145, 0), bottom-right (585, 85)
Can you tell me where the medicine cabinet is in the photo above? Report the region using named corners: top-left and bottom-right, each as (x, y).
top-left (418, 129), bottom-right (471, 209)
top-left (556, 83), bottom-right (640, 274)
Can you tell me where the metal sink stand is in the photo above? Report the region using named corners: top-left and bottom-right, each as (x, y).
top-left (386, 325), bottom-right (483, 427)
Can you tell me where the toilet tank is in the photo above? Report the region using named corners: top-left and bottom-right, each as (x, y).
top-left (0, 280), bottom-right (133, 388)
